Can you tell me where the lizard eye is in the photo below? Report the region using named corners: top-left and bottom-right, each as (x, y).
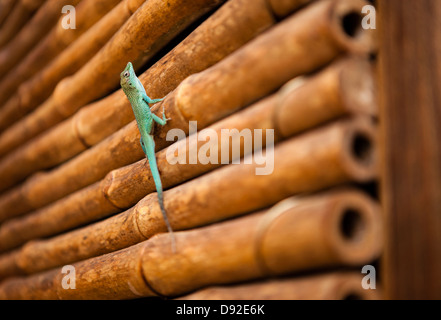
top-left (124, 71), bottom-right (130, 78)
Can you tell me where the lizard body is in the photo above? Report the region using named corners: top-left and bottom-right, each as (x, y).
top-left (120, 62), bottom-right (176, 252)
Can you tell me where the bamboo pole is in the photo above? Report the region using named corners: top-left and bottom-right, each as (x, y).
top-left (0, 0), bottom-right (15, 29)
top-left (0, 0), bottom-right (82, 92)
top-left (0, 57), bottom-right (378, 267)
top-left (0, 184), bottom-right (382, 278)
top-left (0, 0), bottom-right (146, 131)
top-left (0, 0), bottom-right (375, 207)
top-left (0, 56), bottom-right (376, 223)
top-left (76, 0), bottom-right (309, 147)
top-left (0, 0), bottom-right (120, 107)
top-left (0, 0), bottom-right (372, 160)
top-left (106, 57), bottom-right (376, 209)
top-left (0, 188), bottom-right (382, 299)
top-left (0, 117), bottom-right (377, 255)
top-left (0, 180), bottom-right (120, 253)
top-left (0, 0), bottom-right (225, 158)
top-left (0, 243), bottom-right (154, 300)
top-left (172, 0), bottom-right (372, 129)
top-left (0, 251), bottom-right (24, 280)
top-left (0, 0), bottom-right (45, 49)
top-left (268, 0), bottom-right (311, 18)
top-left (179, 272), bottom-right (381, 300)
top-left (0, 0), bottom-right (283, 192)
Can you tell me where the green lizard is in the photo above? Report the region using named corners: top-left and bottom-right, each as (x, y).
top-left (120, 62), bottom-right (176, 252)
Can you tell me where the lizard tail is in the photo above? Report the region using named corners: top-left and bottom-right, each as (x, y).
top-left (145, 134), bottom-right (176, 253)
top-left (157, 190), bottom-right (176, 253)
top-left (141, 134), bottom-right (176, 253)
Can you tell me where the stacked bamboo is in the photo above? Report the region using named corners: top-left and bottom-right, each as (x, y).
top-left (179, 272), bottom-right (382, 300)
top-left (0, 0), bottom-right (381, 300)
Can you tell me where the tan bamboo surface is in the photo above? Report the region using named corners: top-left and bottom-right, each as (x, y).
top-left (105, 57), bottom-right (376, 210)
top-left (0, 0), bottom-right (375, 213)
top-left (0, 55), bottom-right (377, 270)
top-left (0, 188), bottom-right (383, 299)
top-left (0, 0), bottom-right (301, 195)
top-left (0, 55), bottom-right (375, 222)
top-left (0, 0), bottom-right (225, 158)
top-left (0, 0), bottom-right (146, 131)
top-left (0, 0), bottom-right (82, 88)
top-left (268, 0), bottom-right (311, 17)
top-left (179, 272), bottom-right (381, 300)
top-left (1, 58), bottom-right (376, 232)
top-left (0, 0), bottom-right (384, 300)
top-left (0, 0), bottom-right (120, 108)
top-left (0, 0), bottom-right (45, 49)
top-left (0, 184), bottom-right (381, 277)
top-left (0, 57), bottom-right (377, 268)
top-left (0, 117), bottom-right (377, 255)
top-left (0, 0), bottom-right (15, 29)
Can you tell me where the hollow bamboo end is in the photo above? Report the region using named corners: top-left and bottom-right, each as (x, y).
top-left (326, 190), bottom-right (383, 266)
top-left (330, 0), bottom-right (375, 54)
top-left (341, 117), bottom-right (377, 182)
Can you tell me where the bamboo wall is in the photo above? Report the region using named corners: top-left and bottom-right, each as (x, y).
top-left (0, 0), bottom-right (384, 300)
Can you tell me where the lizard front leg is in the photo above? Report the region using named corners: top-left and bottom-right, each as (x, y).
top-left (152, 105), bottom-right (171, 126)
top-left (148, 98), bottom-right (164, 104)
top-left (143, 93), bottom-right (164, 105)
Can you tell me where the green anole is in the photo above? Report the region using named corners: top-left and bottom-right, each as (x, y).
top-left (120, 62), bottom-right (176, 252)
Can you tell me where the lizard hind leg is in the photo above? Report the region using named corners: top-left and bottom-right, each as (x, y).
top-left (149, 98), bottom-right (164, 104)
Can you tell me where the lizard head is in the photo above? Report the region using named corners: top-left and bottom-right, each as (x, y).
top-left (120, 62), bottom-right (137, 91)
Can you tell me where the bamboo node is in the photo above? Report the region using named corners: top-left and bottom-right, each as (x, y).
top-left (253, 196), bottom-right (306, 276)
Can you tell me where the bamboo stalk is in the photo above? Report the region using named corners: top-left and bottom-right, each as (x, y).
top-left (0, 56), bottom-right (376, 223)
top-left (0, 0), bottom-right (146, 131)
top-left (0, 0), bottom-right (375, 208)
top-left (0, 251), bottom-right (24, 280)
top-left (0, 0), bottom-right (120, 107)
top-left (268, 0), bottom-right (312, 18)
top-left (0, 180), bottom-right (120, 253)
top-left (172, 0), bottom-right (373, 129)
top-left (0, 0), bottom-right (225, 158)
top-left (0, 243), bottom-right (154, 300)
top-left (179, 272), bottom-right (381, 300)
top-left (0, 0), bottom-right (15, 29)
top-left (0, 117), bottom-right (377, 260)
top-left (0, 0), bottom-right (45, 49)
top-left (0, 0), bottom-right (282, 194)
top-left (0, 0), bottom-right (82, 94)
top-left (0, 188), bottom-right (382, 299)
top-left (107, 57), bottom-right (376, 209)
top-left (77, 0), bottom-right (297, 147)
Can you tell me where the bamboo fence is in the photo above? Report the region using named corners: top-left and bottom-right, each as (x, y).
top-left (0, 188), bottom-right (382, 299)
top-left (0, 0), bottom-right (384, 300)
